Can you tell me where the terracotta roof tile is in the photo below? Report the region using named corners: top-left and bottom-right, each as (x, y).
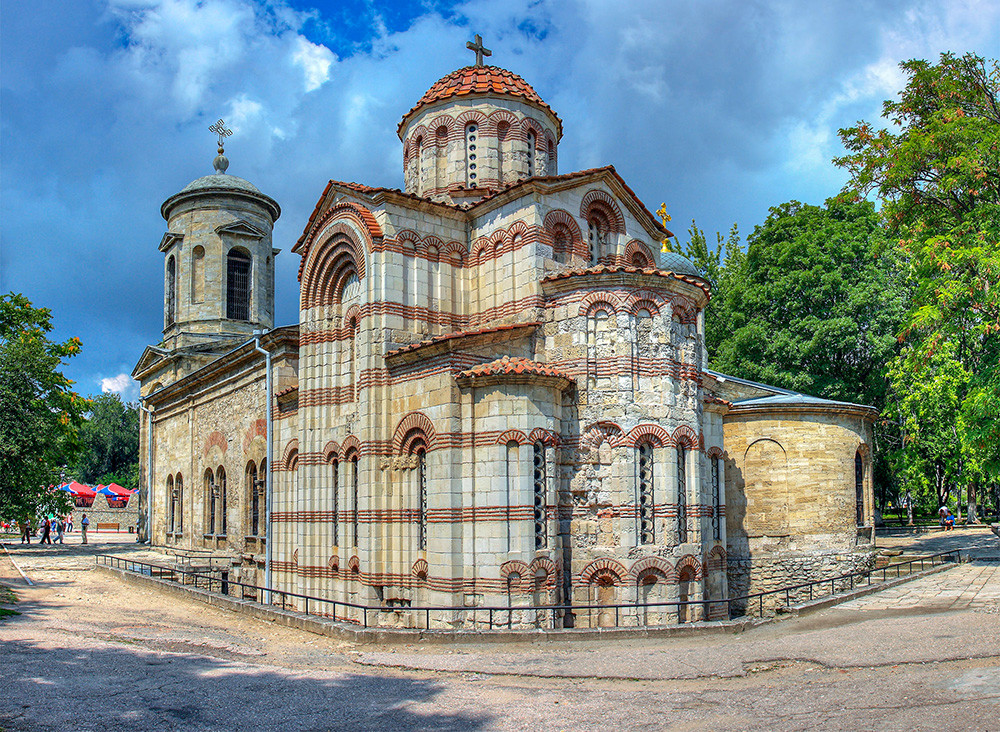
top-left (399, 65), bottom-right (562, 139)
top-left (542, 264), bottom-right (710, 296)
top-left (456, 356), bottom-right (574, 382)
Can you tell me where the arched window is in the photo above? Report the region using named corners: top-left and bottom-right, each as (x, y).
top-left (506, 440), bottom-right (519, 552)
top-left (552, 224), bottom-right (570, 264)
top-left (676, 446), bottom-right (687, 543)
top-left (533, 441), bottom-right (547, 549)
top-left (331, 458), bottom-right (339, 546)
top-left (497, 122), bottom-right (510, 185)
top-left (414, 135), bottom-right (423, 196)
top-left (711, 457), bottom-right (722, 541)
top-left (204, 468), bottom-right (216, 536)
top-left (526, 131), bottom-right (536, 177)
top-left (166, 475), bottom-right (175, 534)
top-left (350, 453), bottom-right (360, 546)
top-left (247, 461), bottom-right (259, 536)
top-left (218, 466), bottom-right (227, 536)
top-left (348, 316), bottom-right (358, 402)
top-left (226, 248), bottom-right (252, 321)
top-left (175, 474), bottom-right (183, 534)
top-left (258, 459), bottom-right (267, 538)
top-left (855, 452), bottom-right (865, 526)
top-left (413, 442), bottom-right (428, 551)
top-left (435, 125), bottom-right (448, 191)
top-left (191, 245), bottom-right (205, 303)
top-left (588, 309), bottom-right (612, 389)
top-left (587, 215), bottom-right (608, 265)
top-left (166, 256), bottom-right (176, 326)
top-left (465, 124), bottom-right (478, 187)
top-left (638, 442), bottom-right (655, 544)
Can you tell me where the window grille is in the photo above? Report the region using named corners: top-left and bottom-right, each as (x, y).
top-left (167, 476), bottom-right (175, 533)
top-left (176, 475), bottom-right (183, 534)
top-left (527, 131), bottom-right (536, 177)
top-left (206, 470), bottom-right (215, 535)
top-left (638, 443), bottom-right (654, 544)
top-left (417, 450), bottom-right (427, 550)
top-left (226, 249), bottom-right (251, 321)
top-left (332, 460), bottom-right (339, 546)
top-left (166, 256), bottom-right (176, 326)
top-left (219, 467), bottom-right (227, 535)
top-left (533, 442), bottom-right (547, 549)
top-left (248, 462), bottom-right (259, 536)
top-left (712, 458), bottom-right (721, 541)
top-left (465, 124), bottom-right (478, 186)
top-left (351, 456), bottom-right (359, 546)
top-left (677, 446), bottom-right (687, 544)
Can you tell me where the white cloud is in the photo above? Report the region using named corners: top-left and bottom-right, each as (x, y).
top-left (292, 36), bottom-right (335, 92)
top-left (101, 373), bottom-right (139, 399)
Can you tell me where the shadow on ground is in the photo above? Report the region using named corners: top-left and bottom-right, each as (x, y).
top-left (0, 638), bottom-right (491, 731)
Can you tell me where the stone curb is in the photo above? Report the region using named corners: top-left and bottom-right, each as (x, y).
top-left (96, 564), bottom-right (777, 645)
top-left (785, 560), bottom-right (962, 617)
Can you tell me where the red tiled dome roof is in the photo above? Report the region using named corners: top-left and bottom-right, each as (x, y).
top-left (398, 66), bottom-right (562, 139)
top-left (456, 356), bottom-right (574, 383)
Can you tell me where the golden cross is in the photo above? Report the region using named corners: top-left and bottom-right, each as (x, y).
top-left (466, 34), bottom-right (491, 66)
top-left (210, 119), bottom-right (232, 148)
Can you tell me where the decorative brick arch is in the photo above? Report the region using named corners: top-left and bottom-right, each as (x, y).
top-left (624, 240), bottom-right (655, 268)
top-left (626, 424), bottom-right (670, 448)
top-left (578, 291), bottom-right (621, 317)
top-left (706, 446), bottom-right (724, 459)
top-left (520, 116), bottom-right (546, 142)
top-left (529, 556), bottom-right (557, 582)
top-left (671, 425), bottom-right (699, 449)
top-left (280, 439), bottom-right (300, 471)
top-left (583, 421), bottom-right (625, 449)
top-left (393, 412), bottom-right (437, 454)
top-left (348, 555), bottom-right (360, 573)
top-left (580, 558), bottom-right (627, 585)
top-left (428, 114), bottom-right (456, 142)
top-left (542, 209), bottom-right (584, 261)
top-left (496, 429), bottom-right (528, 446)
top-left (423, 235), bottom-right (444, 261)
top-left (341, 435), bottom-right (361, 460)
top-left (471, 236), bottom-right (492, 264)
top-left (500, 560), bottom-right (529, 587)
top-left (529, 428), bottom-right (560, 447)
top-left (441, 239), bottom-right (467, 264)
top-left (297, 201), bottom-right (380, 279)
top-left (580, 190), bottom-right (625, 234)
top-left (203, 431), bottom-right (228, 459)
top-left (327, 554), bottom-right (339, 572)
top-left (506, 219), bottom-right (530, 245)
top-left (343, 304), bottom-right (361, 326)
top-left (485, 109), bottom-right (518, 137)
top-left (628, 556), bottom-right (676, 583)
top-left (675, 554), bottom-right (703, 581)
top-left (624, 289), bottom-right (663, 317)
top-left (243, 419), bottom-right (267, 454)
top-left (707, 546), bottom-right (727, 573)
top-left (301, 225), bottom-right (366, 310)
top-left (455, 110), bottom-right (488, 130)
top-left (411, 558), bottom-right (429, 581)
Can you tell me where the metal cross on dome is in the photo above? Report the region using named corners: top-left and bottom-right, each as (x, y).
top-left (210, 119), bottom-right (232, 148)
top-left (466, 34), bottom-right (491, 66)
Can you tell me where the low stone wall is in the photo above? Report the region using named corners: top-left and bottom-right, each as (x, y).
top-left (67, 494), bottom-right (140, 533)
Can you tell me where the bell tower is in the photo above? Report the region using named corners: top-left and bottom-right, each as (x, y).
top-left (158, 120), bottom-right (281, 350)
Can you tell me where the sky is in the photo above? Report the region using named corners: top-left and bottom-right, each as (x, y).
top-left (2, 0), bottom-right (999, 401)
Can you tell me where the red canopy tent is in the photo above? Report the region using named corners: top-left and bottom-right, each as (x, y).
top-left (105, 483), bottom-right (132, 497)
top-left (64, 481), bottom-right (95, 498)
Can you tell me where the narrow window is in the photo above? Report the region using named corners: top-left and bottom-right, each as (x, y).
top-left (497, 122), bottom-right (509, 185)
top-left (533, 441), bottom-right (547, 549)
top-left (167, 475), bottom-right (175, 533)
top-left (191, 245), bottom-right (205, 303)
top-left (465, 124), bottom-right (478, 187)
top-left (638, 442), bottom-right (654, 544)
top-left (526, 130), bottom-right (536, 177)
top-left (205, 469), bottom-right (215, 535)
top-left (332, 459), bottom-right (339, 546)
top-left (712, 457), bottom-right (721, 541)
top-left (218, 467), bottom-right (227, 536)
top-left (176, 474), bottom-right (183, 534)
top-left (677, 446), bottom-right (687, 543)
top-left (258, 459), bottom-right (267, 537)
top-left (855, 452), bottom-right (865, 526)
top-left (348, 317), bottom-right (358, 402)
top-left (351, 455), bottom-right (359, 546)
top-left (506, 441), bottom-right (519, 552)
top-left (417, 448), bottom-right (427, 550)
top-left (166, 256), bottom-right (176, 326)
top-left (226, 249), bottom-right (252, 321)
top-left (414, 135), bottom-right (423, 196)
top-left (248, 462), bottom-right (259, 536)
top-left (435, 125), bottom-right (448, 192)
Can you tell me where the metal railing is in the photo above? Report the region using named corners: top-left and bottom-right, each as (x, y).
top-left (95, 549), bottom-right (962, 631)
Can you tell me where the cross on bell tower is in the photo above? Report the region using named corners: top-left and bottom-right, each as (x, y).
top-left (466, 34), bottom-right (491, 66)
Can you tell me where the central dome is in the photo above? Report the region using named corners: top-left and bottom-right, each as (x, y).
top-left (398, 65), bottom-right (562, 140)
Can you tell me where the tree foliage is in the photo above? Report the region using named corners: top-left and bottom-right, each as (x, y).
top-left (73, 392), bottom-right (140, 491)
top-left (838, 52), bottom-right (1000, 501)
top-left (0, 293), bottom-right (89, 521)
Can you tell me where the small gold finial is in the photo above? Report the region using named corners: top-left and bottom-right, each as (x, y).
top-left (657, 203), bottom-right (673, 252)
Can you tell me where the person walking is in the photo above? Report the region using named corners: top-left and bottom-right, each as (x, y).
top-left (80, 513), bottom-right (89, 544)
top-left (20, 520), bottom-right (31, 544)
top-left (66, 514), bottom-right (73, 534)
top-left (40, 517), bottom-right (52, 544)
top-left (55, 517), bottom-right (65, 544)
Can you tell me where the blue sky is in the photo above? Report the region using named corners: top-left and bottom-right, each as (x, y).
top-left (3, 0), bottom-right (999, 400)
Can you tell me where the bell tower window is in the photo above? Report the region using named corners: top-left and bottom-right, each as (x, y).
top-left (526, 131), bottom-right (536, 178)
top-left (226, 248), bottom-right (252, 321)
top-left (465, 124), bottom-right (478, 187)
top-left (166, 255), bottom-right (176, 326)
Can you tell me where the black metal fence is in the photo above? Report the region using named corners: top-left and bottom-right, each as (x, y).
top-left (95, 550), bottom-right (962, 632)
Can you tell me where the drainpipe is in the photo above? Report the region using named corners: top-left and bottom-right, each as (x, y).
top-left (138, 401), bottom-right (154, 545)
top-left (253, 335), bottom-right (274, 603)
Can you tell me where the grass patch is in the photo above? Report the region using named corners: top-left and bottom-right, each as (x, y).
top-left (0, 584), bottom-right (19, 618)
top-left (0, 607), bottom-right (19, 618)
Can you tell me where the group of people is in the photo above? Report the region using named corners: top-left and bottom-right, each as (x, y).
top-left (939, 505), bottom-right (957, 530)
top-left (17, 514), bottom-right (90, 544)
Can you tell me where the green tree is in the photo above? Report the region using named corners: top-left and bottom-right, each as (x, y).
top-left (837, 52), bottom-right (1000, 514)
top-left (73, 392), bottom-right (140, 491)
top-left (0, 293), bottom-right (89, 522)
top-left (710, 199), bottom-right (907, 408)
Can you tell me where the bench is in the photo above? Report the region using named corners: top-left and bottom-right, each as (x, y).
top-left (95, 522), bottom-right (120, 532)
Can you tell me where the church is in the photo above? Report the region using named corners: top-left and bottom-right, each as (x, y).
top-left (134, 41), bottom-right (879, 628)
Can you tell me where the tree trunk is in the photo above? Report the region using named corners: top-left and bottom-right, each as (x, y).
top-left (967, 482), bottom-right (978, 524)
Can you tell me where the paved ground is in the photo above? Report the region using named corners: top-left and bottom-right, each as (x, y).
top-left (1, 530), bottom-right (998, 730)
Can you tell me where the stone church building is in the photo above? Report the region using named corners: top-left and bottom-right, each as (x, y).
top-left (134, 50), bottom-right (878, 628)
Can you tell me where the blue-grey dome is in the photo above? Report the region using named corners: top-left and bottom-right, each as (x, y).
top-left (179, 173), bottom-right (263, 195)
top-left (659, 251), bottom-right (702, 278)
